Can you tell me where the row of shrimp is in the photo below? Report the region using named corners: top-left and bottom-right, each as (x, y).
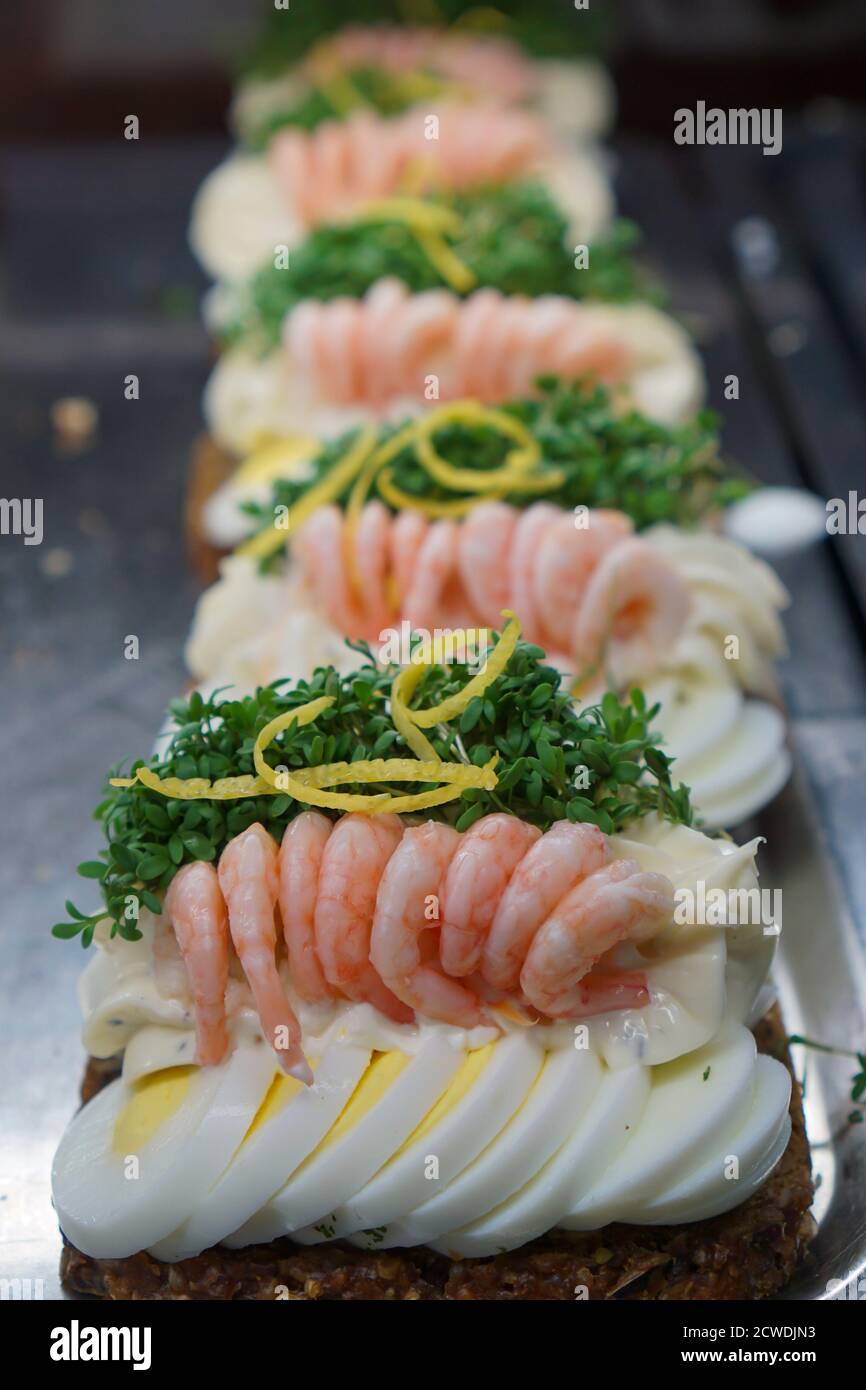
top-left (269, 103), bottom-right (550, 227)
top-left (284, 280), bottom-right (632, 406)
top-left (309, 24), bottom-right (537, 105)
top-left (161, 814), bottom-right (674, 1084)
top-left (294, 498), bottom-right (690, 684)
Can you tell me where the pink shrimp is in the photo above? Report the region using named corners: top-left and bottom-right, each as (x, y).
top-left (572, 537), bottom-right (691, 684)
top-left (439, 814), bottom-right (541, 978)
top-left (293, 501), bottom-right (687, 688)
top-left (507, 502), bottom-right (563, 645)
top-left (448, 295), bottom-right (632, 403)
top-left (164, 814), bottom-right (677, 1045)
top-left (277, 811), bottom-right (333, 1003)
top-left (370, 820), bottom-right (488, 1027)
top-left (456, 502), bottom-right (518, 626)
top-left (372, 285), bottom-right (457, 406)
top-left (163, 862), bottom-right (230, 1067)
top-left (352, 498), bottom-right (393, 635)
top-left (532, 509), bottom-right (633, 653)
top-left (269, 103), bottom-right (547, 227)
top-left (482, 822), bottom-right (609, 992)
top-left (389, 510), bottom-right (429, 606)
top-left (313, 814), bottom-right (414, 1023)
top-left (313, 26), bottom-right (536, 104)
top-left (218, 824), bottom-right (312, 1083)
top-left (520, 858), bottom-right (674, 1019)
top-left (281, 284), bottom-right (637, 412)
top-left (295, 504), bottom-right (367, 636)
top-left (401, 518), bottom-right (459, 632)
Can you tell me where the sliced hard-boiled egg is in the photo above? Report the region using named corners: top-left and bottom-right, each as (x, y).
top-left (434, 1059), bottom-right (650, 1258)
top-left (51, 1042), bottom-right (275, 1259)
top-left (561, 1020), bottom-right (784, 1229)
top-left (226, 1035), bottom-right (463, 1248)
top-left (632, 1053), bottom-right (791, 1224)
top-left (319, 1032), bottom-right (544, 1241)
top-left (399, 1043), bottom-right (602, 1248)
top-left (148, 1040), bottom-right (370, 1262)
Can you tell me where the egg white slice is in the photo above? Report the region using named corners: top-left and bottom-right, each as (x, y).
top-left (401, 1043), bottom-right (602, 1246)
top-left (646, 676), bottom-right (742, 766)
top-left (630, 1053), bottom-right (791, 1224)
top-left (226, 1036), bottom-right (463, 1247)
top-left (561, 1020), bottom-right (759, 1229)
top-left (324, 1032), bottom-right (543, 1240)
top-left (673, 702), bottom-right (786, 804)
top-left (691, 750), bottom-right (793, 832)
top-left (148, 1041), bottom-right (371, 1262)
top-left (432, 1059), bottom-right (650, 1258)
top-left (52, 1042), bottom-right (275, 1259)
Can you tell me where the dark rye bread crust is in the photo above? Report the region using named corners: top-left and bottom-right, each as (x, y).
top-left (60, 1006), bottom-right (814, 1301)
top-left (186, 432), bottom-right (237, 585)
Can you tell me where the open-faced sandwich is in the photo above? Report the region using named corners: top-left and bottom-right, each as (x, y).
top-left (201, 276), bottom-right (701, 471)
top-left (53, 623), bottom-right (811, 1298)
top-left (192, 101), bottom-right (615, 291)
top-left (228, 10), bottom-right (615, 158)
top-left (188, 383), bottom-right (790, 829)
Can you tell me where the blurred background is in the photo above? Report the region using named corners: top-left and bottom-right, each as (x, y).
top-left (2, 0), bottom-right (866, 138)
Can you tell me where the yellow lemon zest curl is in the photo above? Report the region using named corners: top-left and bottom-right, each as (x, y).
top-left (236, 426), bottom-right (379, 563)
top-left (238, 400), bottom-right (563, 561)
top-left (404, 610), bottom-right (521, 727)
top-left (356, 195), bottom-right (477, 294)
top-left (110, 615), bottom-right (521, 818)
top-left (253, 707), bottom-right (498, 814)
top-left (376, 469), bottom-right (488, 517)
top-left (231, 434), bottom-right (319, 490)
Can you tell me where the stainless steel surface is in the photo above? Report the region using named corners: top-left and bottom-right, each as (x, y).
top-left (1, 137), bottom-right (865, 1302)
top-left (762, 770), bottom-right (866, 1299)
top-left (0, 139), bottom-right (215, 1300)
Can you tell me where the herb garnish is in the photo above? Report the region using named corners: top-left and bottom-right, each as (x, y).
top-left (222, 189), bottom-right (656, 352)
top-left (247, 66), bottom-right (448, 147)
top-left (54, 634), bottom-right (691, 945)
top-left (239, 3), bottom-right (608, 85)
top-left (244, 378), bottom-right (744, 566)
top-left (788, 1035), bottom-right (866, 1124)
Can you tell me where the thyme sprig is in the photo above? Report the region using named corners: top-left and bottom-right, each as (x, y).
top-left (54, 635), bottom-right (692, 944)
top-left (788, 1035), bottom-right (866, 1125)
top-left (244, 377), bottom-right (745, 568)
top-left (223, 188), bottom-right (656, 352)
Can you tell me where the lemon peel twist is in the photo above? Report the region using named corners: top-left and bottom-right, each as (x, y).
top-left (111, 617), bottom-right (520, 816)
top-left (237, 426), bottom-right (379, 562)
top-left (401, 610), bottom-right (521, 727)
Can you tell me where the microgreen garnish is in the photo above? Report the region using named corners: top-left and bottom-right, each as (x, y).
top-left (246, 66), bottom-right (446, 147)
top-left (788, 1035), bottom-right (866, 1123)
top-left (240, 2), bottom-right (607, 86)
top-left (222, 194), bottom-right (657, 351)
top-left (55, 634), bottom-right (692, 943)
top-left (244, 377), bottom-right (743, 568)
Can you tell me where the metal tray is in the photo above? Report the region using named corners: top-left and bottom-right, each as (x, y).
top-left (1, 135), bottom-right (865, 1303)
top-left (760, 771), bottom-right (866, 1300)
